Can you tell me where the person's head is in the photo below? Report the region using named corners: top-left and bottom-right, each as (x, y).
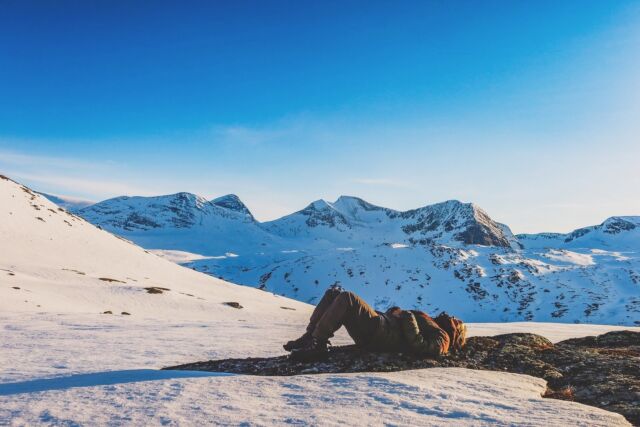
top-left (434, 312), bottom-right (467, 353)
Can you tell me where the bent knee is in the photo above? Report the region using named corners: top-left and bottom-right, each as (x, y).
top-left (336, 291), bottom-right (358, 301)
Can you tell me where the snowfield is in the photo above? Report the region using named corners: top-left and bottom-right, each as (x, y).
top-left (1, 176), bottom-right (637, 426)
top-left (1, 312), bottom-right (634, 426)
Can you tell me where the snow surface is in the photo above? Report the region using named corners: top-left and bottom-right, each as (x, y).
top-left (1, 311), bottom-right (634, 426)
top-left (0, 364), bottom-right (630, 426)
top-left (1, 176), bottom-right (636, 426)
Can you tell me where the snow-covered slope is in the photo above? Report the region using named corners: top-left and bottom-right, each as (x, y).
top-left (75, 191), bottom-right (640, 326)
top-left (1, 175), bottom-right (636, 426)
top-left (0, 175), bottom-right (308, 318)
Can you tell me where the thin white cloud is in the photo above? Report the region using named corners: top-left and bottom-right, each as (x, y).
top-left (0, 146), bottom-right (165, 199)
top-left (4, 170), bottom-right (155, 198)
top-left (212, 125), bottom-right (289, 146)
top-left (0, 148), bottom-right (107, 170)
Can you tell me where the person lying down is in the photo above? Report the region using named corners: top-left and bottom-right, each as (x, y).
top-left (284, 285), bottom-right (467, 361)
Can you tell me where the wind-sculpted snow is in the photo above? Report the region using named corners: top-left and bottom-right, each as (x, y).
top-left (73, 190), bottom-right (640, 325)
top-left (36, 192), bottom-right (94, 212)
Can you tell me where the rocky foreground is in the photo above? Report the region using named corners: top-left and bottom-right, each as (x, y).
top-left (165, 331), bottom-right (640, 425)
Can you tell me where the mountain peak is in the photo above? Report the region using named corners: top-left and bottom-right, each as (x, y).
top-left (602, 216), bottom-right (639, 231)
top-left (212, 194), bottom-right (253, 218)
top-left (78, 192), bottom-right (217, 231)
top-left (333, 195), bottom-right (386, 212)
top-left (307, 199), bottom-right (333, 210)
top-left (399, 199), bottom-right (514, 248)
top-left (334, 195), bottom-right (365, 204)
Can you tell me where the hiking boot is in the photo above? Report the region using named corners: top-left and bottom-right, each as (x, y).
top-left (283, 332), bottom-right (313, 352)
top-left (289, 338), bottom-right (329, 362)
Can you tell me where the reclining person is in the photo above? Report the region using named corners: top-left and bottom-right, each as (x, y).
top-left (284, 285), bottom-right (467, 360)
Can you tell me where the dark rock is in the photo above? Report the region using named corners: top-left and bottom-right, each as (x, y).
top-left (144, 286), bottom-right (170, 294)
top-left (164, 331), bottom-right (640, 425)
top-left (98, 277), bottom-right (125, 283)
top-left (223, 302), bottom-right (243, 309)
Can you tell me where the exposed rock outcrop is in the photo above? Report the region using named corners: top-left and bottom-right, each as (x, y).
top-left (165, 331), bottom-right (640, 425)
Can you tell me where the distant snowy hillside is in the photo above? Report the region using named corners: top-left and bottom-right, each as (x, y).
top-left (75, 191), bottom-right (640, 325)
top-left (518, 216), bottom-right (640, 250)
top-left (78, 192), bottom-right (279, 254)
top-left (262, 196), bottom-right (515, 248)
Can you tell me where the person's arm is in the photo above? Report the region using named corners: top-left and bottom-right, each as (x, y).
top-left (399, 311), bottom-right (446, 356)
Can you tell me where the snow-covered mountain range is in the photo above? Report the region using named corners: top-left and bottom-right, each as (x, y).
top-left (74, 192), bottom-right (640, 325)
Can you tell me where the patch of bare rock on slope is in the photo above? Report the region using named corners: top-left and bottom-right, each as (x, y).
top-left (165, 331), bottom-right (640, 425)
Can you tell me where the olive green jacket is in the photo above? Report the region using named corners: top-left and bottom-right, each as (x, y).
top-left (369, 307), bottom-right (450, 356)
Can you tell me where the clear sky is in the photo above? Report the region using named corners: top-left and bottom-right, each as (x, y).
top-left (1, 1), bottom-right (639, 233)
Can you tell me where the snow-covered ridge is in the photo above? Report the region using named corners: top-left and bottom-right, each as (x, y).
top-left (518, 216), bottom-right (640, 250)
top-left (262, 196), bottom-right (515, 248)
top-left (79, 192), bottom-right (256, 232)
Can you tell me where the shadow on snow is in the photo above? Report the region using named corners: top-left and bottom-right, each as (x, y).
top-left (0, 369), bottom-right (230, 396)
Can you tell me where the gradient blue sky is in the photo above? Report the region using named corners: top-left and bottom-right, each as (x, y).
top-left (1, 0), bottom-right (639, 233)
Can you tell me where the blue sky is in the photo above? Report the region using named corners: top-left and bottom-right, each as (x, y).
top-left (1, 1), bottom-right (639, 233)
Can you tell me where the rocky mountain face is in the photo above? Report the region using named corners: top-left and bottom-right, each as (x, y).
top-left (392, 200), bottom-right (515, 248)
top-left (212, 194), bottom-right (255, 219)
top-left (74, 193), bottom-right (640, 325)
top-left (263, 197), bottom-right (515, 248)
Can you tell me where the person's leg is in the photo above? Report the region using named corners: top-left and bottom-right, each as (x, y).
top-left (284, 285), bottom-right (343, 351)
top-left (306, 285), bottom-right (343, 334)
top-left (311, 291), bottom-right (380, 346)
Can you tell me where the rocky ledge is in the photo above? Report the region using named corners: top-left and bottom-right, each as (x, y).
top-left (164, 331), bottom-right (640, 425)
